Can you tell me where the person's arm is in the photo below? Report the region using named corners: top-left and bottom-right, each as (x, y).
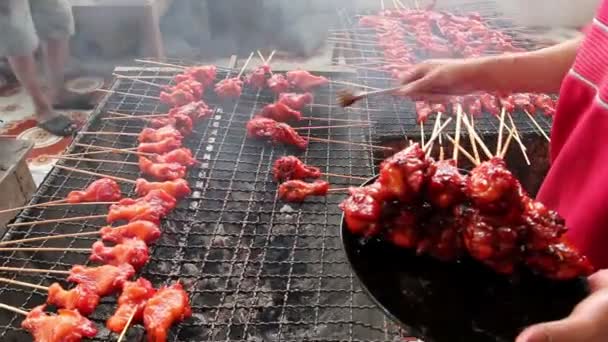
top-left (479, 37), bottom-right (582, 93)
top-left (397, 37), bottom-right (583, 99)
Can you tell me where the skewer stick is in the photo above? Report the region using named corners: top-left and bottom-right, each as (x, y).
top-left (420, 122), bottom-right (425, 147)
top-left (256, 50), bottom-right (266, 64)
top-left (506, 113), bottom-right (531, 166)
top-left (72, 143), bottom-right (154, 157)
top-left (6, 214), bottom-right (107, 228)
top-left (107, 111), bottom-right (132, 117)
top-left (0, 303), bottom-right (27, 316)
top-left (461, 115), bottom-right (493, 159)
top-left (95, 89), bottom-right (160, 100)
top-left (308, 137), bottom-right (393, 150)
top-left (0, 247), bottom-right (91, 252)
top-left (327, 188), bottom-right (350, 192)
top-left (237, 52), bottom-right (254, 79)
top-left (266, 50), bottom-right (276, 65)
top-left (117, 310), bottom-right (137, 342)
top-left (438, 117), bottom-right (445, 161)
top-left (79, 131), bottom-right (139, 137)
top-left (501, 127), bottom-right (516, 158)
top-left (0, 277), bottom-right (48, 291)
top-left (300, 116), bottom-right (374, 124)
top-left (330, 80), bottom-right (380, 91)
top-left (465, 115), bottom-right (480, 164)
top-left (425, 113), bottom-right (441, 157)
top-left (423, 117), bottom-right (452, 152)
top-left (113, 74), bottom-right (164, 89)
top-left (49, 155), bottom-right (139, 166)
top-left (453, 106), bottom-right (463, 162)
top-left (0, 199), bottom-right (66, 215)
top-left (62, 148), bottom-right (139, 158)
top-left (445, 135), bottom-right (478, 166)
top-left (496, 107), bottom-right (506, 156)
top-left (0, 231), bottom-right (99, 246)
top-left (295, 124), bottom-right (370, 130)
top-left (321, 172), bottom-right (368, 181)
top-left (102, 114), bottom-right (164, 121)
top-left (134, 59), bottom-right (186, 70)
top-left (54, 164), bottom-right (136, 184)
top-left (525, 110), bottom-right (550, 142)
top-left (0, 266), bottom-right (70, 275)
top-left (0, 200), bottom-right (116, 216)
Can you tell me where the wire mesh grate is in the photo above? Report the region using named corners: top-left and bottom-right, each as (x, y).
top-left (0, 67), bottom-right (409, 341)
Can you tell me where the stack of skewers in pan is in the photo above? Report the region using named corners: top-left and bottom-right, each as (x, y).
top-left (343, 7), bottom-right (557, 125)
top-left (340, 116), bottom-right (594, 281)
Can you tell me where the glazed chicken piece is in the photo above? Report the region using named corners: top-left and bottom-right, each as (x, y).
top-left (107, 189), bottom-right (177, 224)
top-left (533, 94), bottom-right (556, 116)
top-left (377, 143), bottom-right (430, 202)
top-left (415, 102), bottom-right (433, 123)
top-left (214, 77), bottom-right (243, 99)
top-left (134, 178), bottom-right (192, 200)
top-left (286, 70), bottom-right (329, 91)
top-left (138, 137), bottom-right (182, 154)
top-left (513, 93), bottom-right (536, 114)
top-left (21, 305), bottom-right (98, 342)
top-left (278, 92), bottom-right (313, 110)
top-left (278, 180), bottom-right (329, 202)
top-left (139, 125), bottom-right (183, 143)
top-left (46, 283), bottom-right (100, 316)
top-left (466, 157), bottom-right (525, 221)
top-left (267, 74), bottom-right (290, 94)
top-left (525, 241), bottom-right (595, 280)
top-left (426, 159), bottom-right (466, 209)
top-left (139, 156), bottom-right (187, 181)
top-left (90, 238), bottom-right (150, 270)
top-left (246, 117), bottom-right (308, 150)
top-left (160, 88), bottom-right (196, 107)
top-left (167, 101), bottom-right (213, 122)
top-left (68, 264), bottom-right (135, 297)
top-left (149, 114), bottom-right (193, 137)
top-left (386, 208), bottom-right (420, 249)
top-left (480, 93), bottom-right (500, 116)
top-left (66, 178), bottom-right (122, 204)
top-left (246, 64), bottom-right (270, 89)
top-left (461, 208), bottom-right (522, 275)
top-left (152, 148), bottom-right (197, 167)
top-left (144, 282), bottom-right (192, 342)
top-left (107, 278), bottom-right (156, 333)
top-left (340, 183), bottom-right (383, 237)
top-left (521, 197), bottom-right (567, 252)
top-left (175, 65), bottom-right (217, 88)
top-left (416, 213), bottom-right (465, 262)
top-left (260, 102), bottom-right (302, 122)
top-left (100, 220), bottom-right (162, 244)
top-left (272, 156), bottom-right (321, 182)
top-left (463, 95), bottom-right (482, 116)
top-left (165, 78), bottom-right (204, 99)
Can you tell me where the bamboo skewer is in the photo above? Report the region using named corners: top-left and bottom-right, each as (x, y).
top-left (95, 89), bottom-right (160, 100)
top-left (49, 155), bottom-right (139, 166)
top-left (0, 199), bottom-right (67, 215)
top-left (330, 80), bottom-right (381, 91)
top-left (425, 113), bottom-right (441, 157)
top-left (295, 124), bottom-right (370, 130)
top-left (423, 116), bottom-right (452, 152)
top-left (465, 115), bottom-right (481, 164)
top-left (0, 231), bottom-right (100, 246)
top-left (321, 172), bottom-right (368, 181)
top-left (0, 247), bottom-right (91, 252)
top-left (445, 135), bottom-right (478, 166)
top-left (461, 115), bottom-right (493, 159)
top-left (327, 188), bottom-right (350, 192)
top-left (256, 50), bottom-right (266, 64)
top-left (73, 143), bottom-right (151, 157)
top-left (0, 303), bottom-right (27, 316)
top-left (113, 74), bottom-right (164, 89)
top-left (79, 131), bottom-right (139, 137)
top-left (525, 110), bottom-right (550, 142)
top-left (117, 310), bottom-right (137, 342)
top-left (266, 50), bottom-right (276, 65)
top-left (420, 122), bottom-right (425, 147)
top-left (453, 106), bottom-right (463, 162)
top-left (307, 137), bottom-right (393, 150)
top-left (501, 126), bottom-right (516, 158)
top-left (0, 266), bottom-right (70, 275)
top-left (6, 214), bottom-right (107, 228)
top-left (438, 118), bottom-right (445, 161)
top-left (496, 107), bottom-right (506, 156)
top-left (236, 52), bottom-right (254, 79)
top-left (506, 113), bottom-right (531, 165)
top-left (54, 164), bottom-right (136, 184)
top-left (0, 277), bottom-right (48, 291)
top-left (134, 59), bottom-right (186, 70)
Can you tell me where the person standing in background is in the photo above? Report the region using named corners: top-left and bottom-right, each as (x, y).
top-left (0, 0), bottom-right (77, 136)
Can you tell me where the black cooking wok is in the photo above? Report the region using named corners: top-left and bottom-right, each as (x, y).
top-left (341, 176), bottom-right (589, 342)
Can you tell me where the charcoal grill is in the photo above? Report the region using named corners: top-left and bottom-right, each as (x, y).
top-left (0, 64), bottom-right (413, 341)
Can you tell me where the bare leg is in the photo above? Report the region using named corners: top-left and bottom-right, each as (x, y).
top-left (43, 37), bottom-right (69, 103)
top-left (7, 54), bottom-right (53, 119)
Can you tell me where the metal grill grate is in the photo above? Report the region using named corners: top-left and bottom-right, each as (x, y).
top-left (0, 67), bottom-right (409, 341)
top-left (330, 9), bottom-right (555, 140)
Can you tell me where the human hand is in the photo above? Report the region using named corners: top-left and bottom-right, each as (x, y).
top-left (395, 59), bottom-right (489, 101)
top-left (515, 269), bottom-right (608, 342)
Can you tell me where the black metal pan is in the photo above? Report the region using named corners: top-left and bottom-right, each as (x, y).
top-left (341, 176), bottom-right (590, 342)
